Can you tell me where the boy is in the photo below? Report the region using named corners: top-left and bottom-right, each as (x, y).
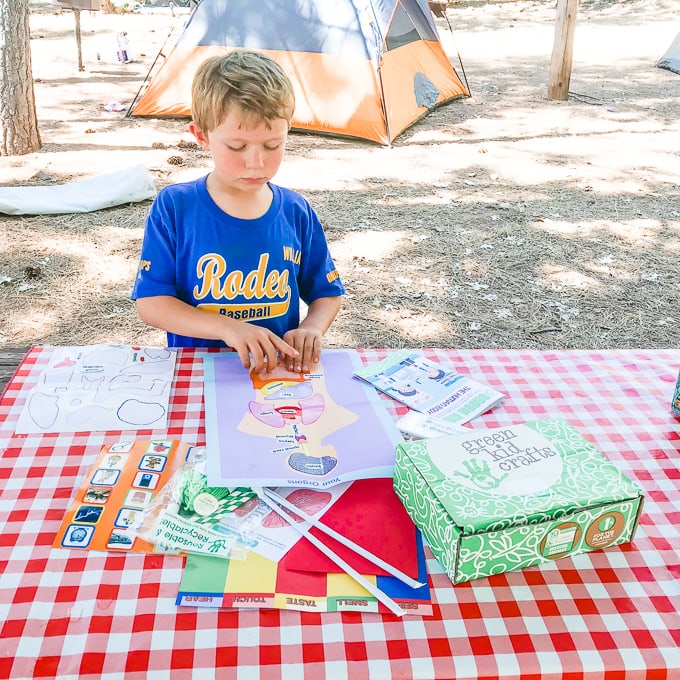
top-left (132, 50), bottom-right (345, 374)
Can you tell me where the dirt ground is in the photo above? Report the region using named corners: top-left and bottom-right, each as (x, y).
top-left (0, 0), bottom-right (678, 351)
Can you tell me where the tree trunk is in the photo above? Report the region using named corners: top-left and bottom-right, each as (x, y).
top-left (0, 0), bottom-right (41, 155)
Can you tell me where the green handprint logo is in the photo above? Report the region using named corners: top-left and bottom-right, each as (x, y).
top-left (452, 458), bottom-right (508, 491)
top-left (208, 539), bottom-right (228, 554)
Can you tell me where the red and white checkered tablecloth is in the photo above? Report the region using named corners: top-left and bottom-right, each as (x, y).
top-left (0, 347), bottom-right (679, 679)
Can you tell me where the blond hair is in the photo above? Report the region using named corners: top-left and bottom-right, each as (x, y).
top-left (191, 50), bottom-right (295, 133)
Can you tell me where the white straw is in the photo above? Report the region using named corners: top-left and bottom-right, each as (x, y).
top-left (263, 487), bottom-right (424, 589)
top-left (254, 487), bottom-right (406, 617)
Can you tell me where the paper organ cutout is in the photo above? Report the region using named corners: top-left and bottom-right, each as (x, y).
top-left (14, 345), bottom-right (177, 434)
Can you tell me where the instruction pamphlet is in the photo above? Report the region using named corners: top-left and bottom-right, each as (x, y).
top-left (395, 410), bottom-right (470, 439)
top-left (354, 349), bottom-right (504, 427)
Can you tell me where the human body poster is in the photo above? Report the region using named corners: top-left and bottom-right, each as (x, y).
top-left (203, 350), bottom-right (403, 488)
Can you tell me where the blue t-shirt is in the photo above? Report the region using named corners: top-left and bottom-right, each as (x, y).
top-left (131, 176), bottom-right (345, 348)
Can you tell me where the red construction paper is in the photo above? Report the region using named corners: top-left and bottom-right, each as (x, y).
top-left (275, 556), bottom-right (330, 597)
top-left (280, 477), bottom-right (419, 579)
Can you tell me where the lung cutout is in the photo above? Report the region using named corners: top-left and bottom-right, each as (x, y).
top-left (299, 393), bottom-right (324, 425)
top-left (249, 402), bottom-right (286, 427)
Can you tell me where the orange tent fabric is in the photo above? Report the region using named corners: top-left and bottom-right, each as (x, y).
top-left (128, 0), bottom-right (469, 145)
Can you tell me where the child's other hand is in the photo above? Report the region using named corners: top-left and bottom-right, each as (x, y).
top-left (223, 323), bottom-right (298, 373)
top-left (283, 328), bottom-right (323, 373)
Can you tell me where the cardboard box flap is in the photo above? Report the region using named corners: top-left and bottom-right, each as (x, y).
top-left (396, 419), bottom-right (642, 533)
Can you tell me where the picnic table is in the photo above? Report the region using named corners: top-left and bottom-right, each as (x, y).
top-left (0, 345), bottom-right (679, 678)
top-left (0, 347), bottom-right (29, 395)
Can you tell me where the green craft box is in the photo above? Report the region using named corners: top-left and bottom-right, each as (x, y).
top-left (393, 419), bottom-right (644, 584)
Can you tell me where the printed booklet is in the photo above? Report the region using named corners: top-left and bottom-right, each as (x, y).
top-left (354, 349), bottom-right (504, 427)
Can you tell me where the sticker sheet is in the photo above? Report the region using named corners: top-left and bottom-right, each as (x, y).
top-left (53, 439), bottom-right (190, 554)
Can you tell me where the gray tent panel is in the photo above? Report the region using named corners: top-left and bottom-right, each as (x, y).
top-left (657, 31), bottom-right (680, 74)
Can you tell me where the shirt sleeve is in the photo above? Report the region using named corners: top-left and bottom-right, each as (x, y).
top-left (131, 190), bottom-right (179, 300)
top-left (297, 200), bottom-right (345, 304)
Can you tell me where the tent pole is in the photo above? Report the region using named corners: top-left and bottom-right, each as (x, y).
top-left (376, 57), bottom-right (392, 146)
top-left (433, 4), bottom-right (471, 97)
top-left (366, 2), bottom-right (391, 145)
top-left (126, 21), bottom-right (182, 118)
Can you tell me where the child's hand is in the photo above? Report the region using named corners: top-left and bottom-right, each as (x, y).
top-left (283, 327), bottom-right (323, 373)
top-left (223, 323), bottom-right (298, 373)
top-left (280, 297), bottom-right (341, 372)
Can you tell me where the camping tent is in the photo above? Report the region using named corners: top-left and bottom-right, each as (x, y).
top-left (128, 0), bottom-right (469, 144)
top-left (657, 31), bottom-right (680, 75)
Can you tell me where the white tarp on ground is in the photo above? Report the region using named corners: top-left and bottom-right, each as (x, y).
top-left (657, 31), bottom-right (680, 74)
top-left (0, 164), bottom-right (157, 215)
